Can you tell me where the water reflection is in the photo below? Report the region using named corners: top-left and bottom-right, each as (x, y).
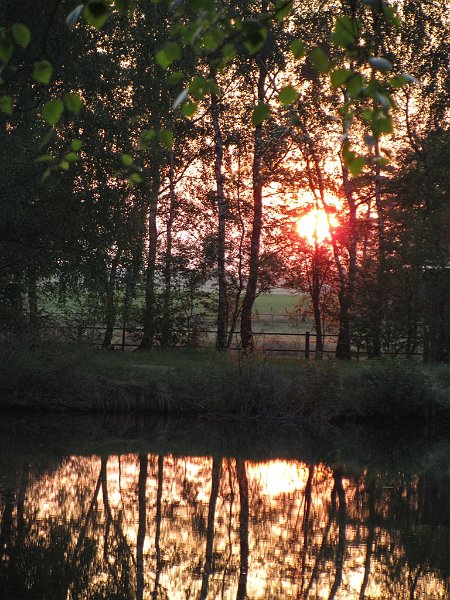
top-left (1, 435), bottom-right (450, 598)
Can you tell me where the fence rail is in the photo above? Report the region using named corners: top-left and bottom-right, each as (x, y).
top-left (39, 320), bottom-right (424, 360)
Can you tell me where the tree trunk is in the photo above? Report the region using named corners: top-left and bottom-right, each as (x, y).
top-left (371, 139), bottom-right (386, 357)
top-left (210, 73), bottom-right (228, 350)
top-left (311, 244), bottom-right (324, 358)
top-left (335, 160), bottom-right (358, 360)
top-left (240, 63), bottom-right (266, 352)
top-left (161, 154), bottom-right (176, 349)
top-left (227, 149), bottom-right (246, 348)
top-left (140, 173), bottom-right (160, 350)
top-left (102, 246), bottom-right (123, 348)
top-left (335, 293), bottom-right (352, 360)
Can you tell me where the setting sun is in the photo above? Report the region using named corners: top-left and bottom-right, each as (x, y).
top-left (296, 209), bottom-right (338, 244)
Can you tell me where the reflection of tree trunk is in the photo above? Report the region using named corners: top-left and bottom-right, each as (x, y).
top-left (299, 467), bottom-right (314, 597)
top-left (152, 455), bottom-right (164, 600)
top-left (304, 471), bottom-right (339, 599)
top-left (16, 465), bottom-right (29, 545)
top-left (328, 470), bottom-right (347, 600)
top-left (100, 457), bottom-right (112, 562)
top-left (137, 454), bottom-right (148, 600)
top-left (200, 457), bottom-right (222, 600)
top-left (221, 459), bottom-right (236, 597)
top-left (409, 565), bottom-right (424, 600)
top-left (0, 489), bottom-right (14, 562)
top-left (359, 482), bottom-right (375, 600)
top-left (73, 468), bottom-right (102, 559)
top-left (236, 460), bottom-right (249, 600)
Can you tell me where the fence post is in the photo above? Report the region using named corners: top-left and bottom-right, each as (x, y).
top-left (121, 322), bottom-right (126, 352)
top-left (305, 331), bottom-right (310, 359)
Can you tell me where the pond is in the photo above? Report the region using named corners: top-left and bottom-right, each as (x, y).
top-left (0, 415), bottom-right (449, 599)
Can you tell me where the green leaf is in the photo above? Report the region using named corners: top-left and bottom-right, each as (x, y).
top-left (41, 168), bottom-right (52, 182)
top-left (251, 103), bottom-right (270, 126)
top-left (121, 153), bottom-right (134, 167)
top-left (382, 4), bottom-right (401, 28)
top-left (346, 73), bottom-right (365, 98)
top-left (167, 71), bottom-right (184, 86)
top-left (42, 99), bottom-right (64, 126)
top-left (240, 20), bottom-right (267, 54)
top-left (389, 74), bottom-right (410, 88)
top-left (35, 154), bottom-right (54, 163)
top-left (207, 79), bottom-right (220, 96)
top-left (12, 23), bottom-right (31, 49)
top-left (38, 130), bottom-right (54, 150)
top-left (33, 60), bottom-right (53, 84)
top-left (274, 1), bottom-right (292, 21)
top-left (159, 129), bottom-right (173, 150)
top-left (83, 1), bottom-right (109, 29)
top-left (156, 42), bottom-right (181, 69)
top-left (0, 95), bottom-right (13, 116)
top-left (129, 172), bottom-right (142, 184)
top-left (330, 68), bottom-right (353, 89)
top-left (114, 0), bottom-right (129, 14)
top-left (60, 160), bottom-right (70, 171)
top-left (139, 129), bottom-right (156, 149)
top-left (310, 47), bottom-right (329, 73)
top-left (377, 114), bottom-right (393, 135)
top-left (332, 16), bottom-right (360, 49)
top-left (368, 57), bottom-right (392, 72)
top-left (63, 92), bottom-right (83, 115)
top-left (0, 36), bottom-right (13, 64)
top-left (188, 0), bottom-right (210, 10)
top-left (203, 29), bottom-right (225, 51)
top-left (70, 139), bottom-right (83, 151)
top-left (290, 39), bottom-right (306, 59)
top-left (221, 43), bottom-right (236, 63)
top-left (181, 101), bottom-right (198, 118)
top-left (65, 152), bottom-right (79, 163)
top-left (348, 156), bottom-right (366, 177)
top-left (189, 76), bottom-right (209, 100)
top-left (370, 111), bottom-right (393, 136)
top-left (278, 85), bottom-right (298, 106)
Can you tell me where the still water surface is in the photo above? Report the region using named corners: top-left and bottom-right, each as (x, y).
top-left (0, 416), bottom-right (449, 599)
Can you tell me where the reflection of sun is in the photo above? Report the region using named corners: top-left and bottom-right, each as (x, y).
top-left (296, 209), bottom-right (338, 244)
top-left (248, 460), bottom-right (310, 496)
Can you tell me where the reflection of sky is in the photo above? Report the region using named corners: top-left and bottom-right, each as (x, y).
top-left (11, 455), bottom-right (449, 599)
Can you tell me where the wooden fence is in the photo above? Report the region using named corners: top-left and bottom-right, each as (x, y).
top-left (46, 317), bottom-right (423, 360)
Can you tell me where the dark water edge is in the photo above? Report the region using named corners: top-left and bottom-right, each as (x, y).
top-left (1, 413), bottom-right (449, 477)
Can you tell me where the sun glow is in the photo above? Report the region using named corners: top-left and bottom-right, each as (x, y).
top-left (296, 209), bottom-right (338, 244)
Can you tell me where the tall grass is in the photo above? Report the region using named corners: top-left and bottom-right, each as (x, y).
top-left (1, 339), bottom-right (449, 425)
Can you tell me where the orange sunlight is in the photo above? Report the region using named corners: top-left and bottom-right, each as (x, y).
top-left (296, 209), bottom-right (338, 244)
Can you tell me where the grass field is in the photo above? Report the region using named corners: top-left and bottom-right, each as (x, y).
top-left (253, 291), bottom-right (301, 315)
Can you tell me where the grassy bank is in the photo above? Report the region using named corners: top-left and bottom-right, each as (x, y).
top-left (1, 339), bottom-right (450, 424)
